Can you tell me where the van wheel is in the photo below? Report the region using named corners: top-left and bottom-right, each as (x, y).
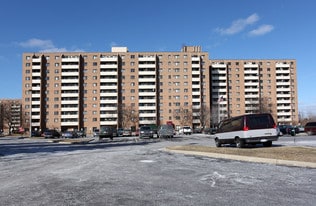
top-left (263, 141), bottom-right (272, 147)
top-left (215, 138), bottom-right (221, 147)
top-left (236, 138), bottom-right (245, 148)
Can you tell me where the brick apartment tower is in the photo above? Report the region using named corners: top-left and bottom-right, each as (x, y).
top-left (22, 46), bottom-right (298, 134)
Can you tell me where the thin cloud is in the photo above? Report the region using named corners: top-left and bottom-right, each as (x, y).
top-left (18, 38), bottom-right (83, 52)
top-left (216, 13), bottom-right (259, 35)
top-left (248, 24), bottom-right (274, 36)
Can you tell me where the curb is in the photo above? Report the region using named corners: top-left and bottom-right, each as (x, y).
top-left (164, 148), bottom-right (316, 169)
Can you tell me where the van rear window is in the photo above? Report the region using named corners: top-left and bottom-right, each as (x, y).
top-left (246, 115), bottom-right (274, 129)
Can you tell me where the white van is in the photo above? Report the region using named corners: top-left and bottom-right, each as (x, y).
top-left (214, 113), bottom-right (278, 148)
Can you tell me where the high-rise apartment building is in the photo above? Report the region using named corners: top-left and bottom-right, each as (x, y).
top-left (22, 46), bottom-right (298, 134)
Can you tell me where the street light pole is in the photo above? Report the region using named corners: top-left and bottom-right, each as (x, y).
top-left (29, 90), bottom-right (32, 138)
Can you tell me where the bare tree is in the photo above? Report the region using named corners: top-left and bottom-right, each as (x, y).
top-left (119, 105), bottom-right (139, 129)
top-left (195, 104), bottom-right (211, 130)
top-left (1, 101), bottom-right (13, 134)
top-left (173, 106), bottom-right (193, 127)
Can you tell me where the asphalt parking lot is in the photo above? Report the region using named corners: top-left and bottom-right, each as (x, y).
top-left (0, 134), bottom-right (315, 206)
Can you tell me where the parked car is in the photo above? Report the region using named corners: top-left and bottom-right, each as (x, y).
top-left (214, 113), bottom-right (278, 148)
top-left (179, 126), bottom-right (192, 135)
top-left (43, 130), bottom-right (60, 138)
top-left (93, 129), bottom-right (100, 137)
top-left (304, 122), bottom-right (316, 135)
top-left (278, 125), bottom-right (295, 135)
top-left (123, 129), bottom-right (132, 136)
top-left (139, 126), bottom-right (154, 138)
top-left (76, 130), bottom-right (86, 138)
top-left (117, 128), bottom-right (124, 136)
top-left (62, 131), bottom-right (78, 138)
top-left (157, 124), bottom-right (174, 138)
top-left (31, 131), bottom-right (42, 137)
top-left (99, 126), bottom-right (114, 140)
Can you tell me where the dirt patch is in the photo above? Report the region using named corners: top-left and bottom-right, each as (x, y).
top-left (166, 145), bottom-right (316, 163)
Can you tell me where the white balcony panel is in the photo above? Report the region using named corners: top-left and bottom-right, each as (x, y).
top-left (61, 93), bottom-right (79, 97)
top-left (244, 95), bottom-right (259, 99)
top-left (61, 86), bottom-right (79, 90)
top-left (100, 114), bottom-right (118, 118)
top-left (192, 98), bottom-right (200, 102)
top-left (61, 72), bottom-right (79, 76)
top-left (138, 106), bottom-right (156, 110)
top-left (100, 85), bottom-right (117, 90)
top-left (61, 122), bottom-right (79, 126)
top-left (276, 70), bottom-right (290, 74)
top-left (244, 76), bottom-right (259, 80)
top-left (138, 85), bottom-right (156, 89)
top-left (100, 65), bottom-right (118, 69)
top-left (32, 79), bottom-right (41, 84)
top-left (244, 82), bottom-right (259, 86)
top-left (245, 101), bottom-right (260, 105)
top-left (139, 92), bottom-right (156, 96)
top-left (32, 73), bottom-right (41, 77)
top-left (244, 64), bottom-right (258, 68)
top-left (276, 81), bottom-right (290, 86)
top-left (61, 100), bottom-right (78, 105)
top-left (32, 58), bottom-right (41, 63)
top-left (139, 113), bottom-right (156, 118)
top-left (211, 63), bottom-right (226, 68)
top-left (100, 56), bottom-right (118, 61)
top-left (276, 77), bottom-right (291, 82)
top-left (277, 99), bottom-right (291, 104)
top-left (192, 91), bottom-right (201, 95)
top-left (61, 65), bottom-right (79, 69)
top-left (244, 70), bottom-right (259, 74)
top-left (100, 71), bottom-right (117, 75)
top-left (139, 78), bottom-right (156, 82)
top-left (61, 107), bottom-right (79, 112)
top-left (31, 122), bottom-right (40, 127)
top-left (62, 57), bottom-right (79, 62)
top-left (276, 63), bottom-right (290, 68)
top-left (31, 101), bottom-right (40, 105)
top-left (61, 79), bottom-right (79, 83)
top-left (138, 70), bottom-right (156, 75)
top-left (32, 115), bottom-right (40, 119)
top-left (276, 87), bottom-right (291, 92)
top-left (100, 93), bottom-right (118, 97)
top-left (277, 106), bottom-right (292, 110)
top-left (139, 120), bottom-right (156, 125)
top-left (192, 84), bottom-right (200, 89)
top-left (192, 105), bottom-right (201, 110)
top-left (212, 82), bottom-right (227, 86)
top-left (277, 94), bottom-right (291, 98)
top-left (192, 78), bottom-right (200, 82)
top-left (139, 99), bottom-right (156, 103)
top-left (61, 115), bottom-right (78, 119)
top-left (138, 64), bottom-right (156, 68)
top-left (192, 63), bottom-right (200, 68)
top-left (32, 108), bottom-right (41, 112)
top-left (245, 88), bottom-right (259, 92)
top-left (100, 121), bottom-right (117, 125)
top-left (192, 70), bottom-right (200, 75)
top-left (32, 65), bottom-right (41, 69)
top-left (191, 57), bottom-right (200, 61)
top-left (100, 79), bottom-right (118, 83)
top-left (139, 56), bottom-right (156, 61)
top-left (32, 94), bottom-right (41, 98)
top-left (100, 107), bottom-right (117, 111)
top-left (100, 100), bottom-right (117, 104)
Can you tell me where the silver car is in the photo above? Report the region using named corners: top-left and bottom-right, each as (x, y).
top-left (158, 124), bottom-right (174, 138)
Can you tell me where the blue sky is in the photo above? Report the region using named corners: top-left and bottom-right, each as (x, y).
top-left (0, 0), bottom-right (315, 116)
